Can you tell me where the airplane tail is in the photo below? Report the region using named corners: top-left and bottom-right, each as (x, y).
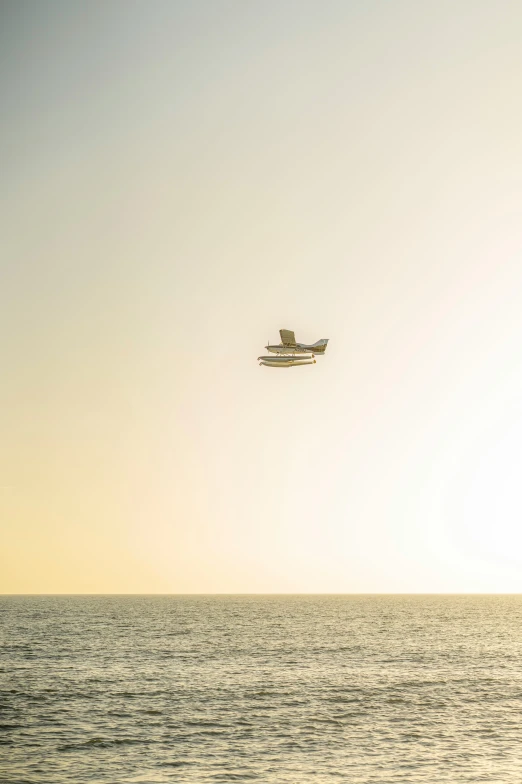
top-left (307, 338), bottom-right (328, 354)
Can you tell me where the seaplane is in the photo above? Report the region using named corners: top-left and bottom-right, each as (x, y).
top-left (258, 329), bottom-right (329, 368)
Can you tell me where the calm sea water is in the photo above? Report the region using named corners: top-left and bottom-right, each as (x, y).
top-left (1, 595), bottom-right (522, 783)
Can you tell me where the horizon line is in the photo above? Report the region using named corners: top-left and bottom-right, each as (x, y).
top-left (2, 592), bottom-right (522, 597)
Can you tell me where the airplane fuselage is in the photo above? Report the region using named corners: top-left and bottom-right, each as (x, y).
top-left (266, 340), bottom-right (328, 355)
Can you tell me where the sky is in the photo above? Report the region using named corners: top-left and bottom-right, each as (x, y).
top-left (2, 0), bottom-right (522, 593)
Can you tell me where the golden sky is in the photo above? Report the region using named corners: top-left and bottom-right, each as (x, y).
top-left (2, 0), bottom-right (522, 592)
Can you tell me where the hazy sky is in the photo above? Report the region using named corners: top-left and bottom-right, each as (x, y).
top-left (2, 0), bottom-right (522, 593)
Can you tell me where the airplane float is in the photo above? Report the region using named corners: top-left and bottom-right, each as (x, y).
top-left (258, 329), bottom-right (329, 368)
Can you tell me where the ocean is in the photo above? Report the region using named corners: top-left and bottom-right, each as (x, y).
top-left (1, 595), bottom-right (521, 783)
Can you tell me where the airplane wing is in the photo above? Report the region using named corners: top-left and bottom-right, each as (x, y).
top-left (279, 329), bottom-right (296, 346)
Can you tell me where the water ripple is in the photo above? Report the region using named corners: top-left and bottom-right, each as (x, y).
top-left (1, 595), bottom-right (522, 782)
